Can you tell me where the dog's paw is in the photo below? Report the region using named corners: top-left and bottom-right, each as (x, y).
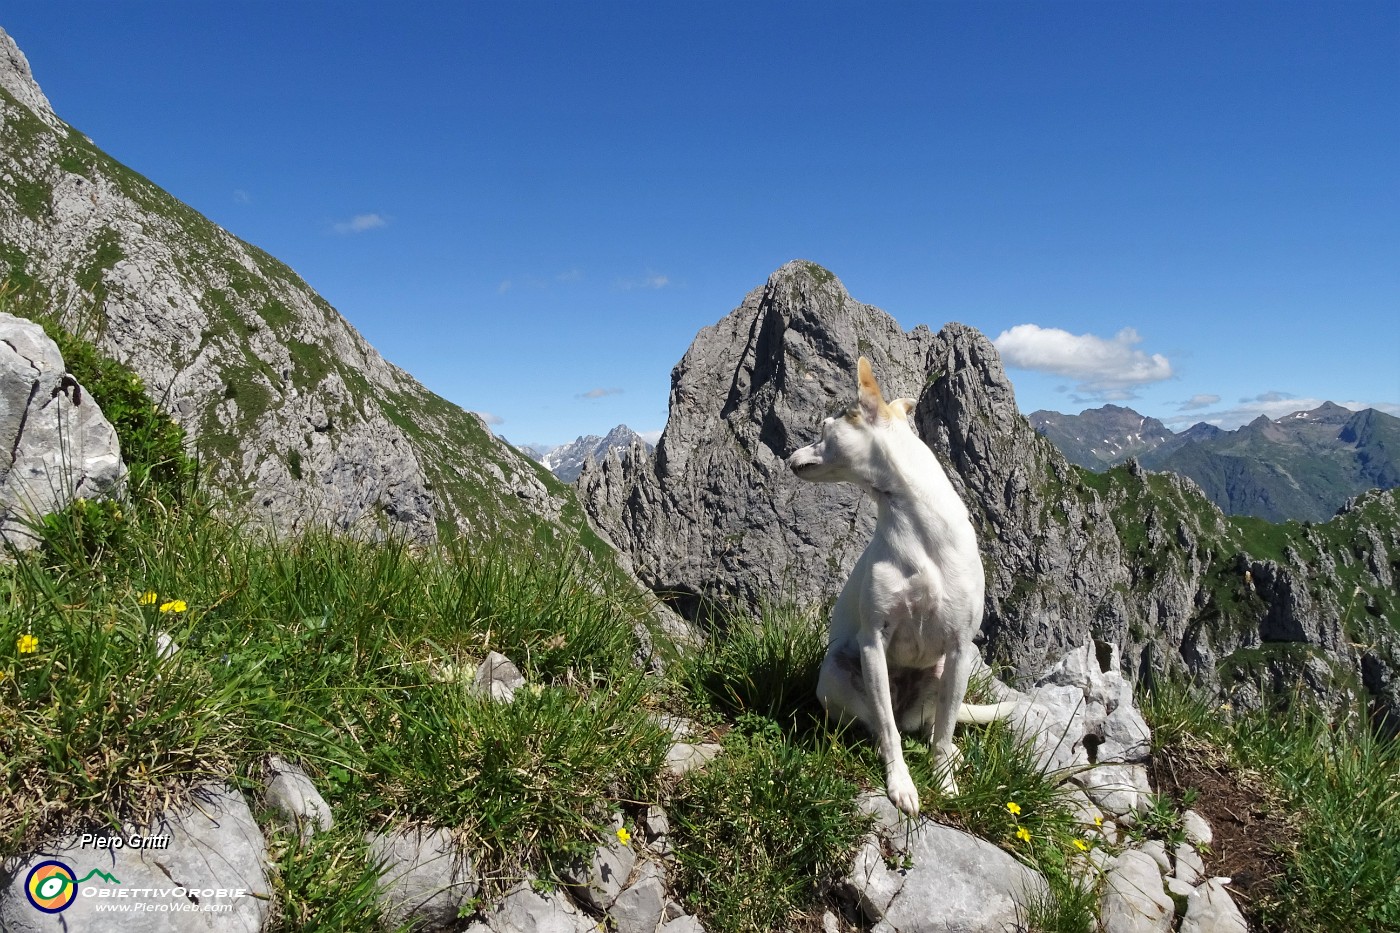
top-left (887, 771), bottom-right (921, 819)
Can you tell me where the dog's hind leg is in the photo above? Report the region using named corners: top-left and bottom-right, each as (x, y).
top-left (929, 644), bottom-right (975, 796)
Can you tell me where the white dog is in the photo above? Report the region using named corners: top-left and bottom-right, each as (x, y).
top-left (788, 357), bottom-right (1013, 818)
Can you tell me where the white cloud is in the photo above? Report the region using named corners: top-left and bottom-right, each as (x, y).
top-left (472, 411), bottom-right (504, 426)
top-left (638, 429), bottom-right (663, 445)
top-left (332, 213), bottom-right (387, 234)
top-left (578, 387), bottom-right (623, 400)
top-left (232, 189), bottom-right (251, 204)
top-left (993, 324), bottom-right (1173, 399)
top-left (617, 272), bottom-right (670, 290)
top-left (497, 279), bottom-right (512, 294)
top-left (1178, 394), bottom-right (1221, 411)
top-left (556, 268), bottom-right (583, 282)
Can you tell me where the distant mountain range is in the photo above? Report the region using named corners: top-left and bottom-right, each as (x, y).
top-left (525, 425), bottom-right (653, 483)
top-left (1030, 403), bottom-right (1400, 522)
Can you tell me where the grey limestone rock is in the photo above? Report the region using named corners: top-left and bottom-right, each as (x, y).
top-left (1100, 849), bottom-right (1173, 933)
top-left (486, 878), bottom-right (598, 933)
top-left (663, 742), bottom-right (722, 778)
top-left (563, 813), bottom-right (636, 911)
top-left (262, 755), bottom-right (333, 841)
top-left (0, 312), bottom-right (125, 551)
top-left (0, 784), bottom-right (270, 933)
top-left (844, 793), bottom-right (1047, 933)
top-left (609, 859), bottom-right (666, 933)
top-left (367, 825), bottom-right (477, 931)
top-left (474, 650), bottom-right (526, 703)
top-left (1179, 878), bottom-right (1249, 933)
top-left (1181, 809), bottom-right (1213, 848)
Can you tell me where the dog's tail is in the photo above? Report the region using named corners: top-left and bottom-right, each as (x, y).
top-left (957, 701), bottom-right (1020, 724)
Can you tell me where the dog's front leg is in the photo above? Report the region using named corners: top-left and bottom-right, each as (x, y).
top-left (859, 631), bottom-right (920, 819)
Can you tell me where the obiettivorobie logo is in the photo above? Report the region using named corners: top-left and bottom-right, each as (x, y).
top-left (24, 860), bottom-right (121, 913)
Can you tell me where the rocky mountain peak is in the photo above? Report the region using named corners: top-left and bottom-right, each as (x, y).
top-left (0, 27), bottom-right (60, 130)
top-left (579, 260), bottom-right (935, 615)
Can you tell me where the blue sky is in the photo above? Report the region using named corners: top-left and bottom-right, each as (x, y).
top-left (5, 2), bottom-right (1397, 448)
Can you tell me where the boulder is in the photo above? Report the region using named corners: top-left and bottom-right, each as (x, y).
top-left (0, 312), bottom-right (125, 551)
top-left (842, 793), bottom-right (1047, 933)
top-left (0, 785), bottom-right (270, 932)
top-left (367, 825), bottom-right (477, 931)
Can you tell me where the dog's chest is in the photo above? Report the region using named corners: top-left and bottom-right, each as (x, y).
top-left (873, 565), bottom-right (963, 667)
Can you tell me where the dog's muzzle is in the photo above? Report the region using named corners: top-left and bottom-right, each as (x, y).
top-left (787, 447), bottom-right (819, 474)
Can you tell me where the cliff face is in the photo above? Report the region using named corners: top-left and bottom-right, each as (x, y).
top-left (583, 262), bottom-right (1400, 721)
top-left (0, 27), bottom-right (582, 547)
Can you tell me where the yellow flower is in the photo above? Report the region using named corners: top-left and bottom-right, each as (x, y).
top-left (1005, 801), bottom-right (1021, 817)
top-left (1094, 816), bottom-right (1104, 828)
top-left (616, 826), bottom-right (631, 847)
top-left (1073, 838), bottom-right (1089, 851)
top-left (159, 600), bottom-right (188, 613)
top-left (1015, 826), bottom-right (1031, 843)
top-left (140, 591), bottom-right (159, 605)
top-left (16, 634), bottom-right (38, 654)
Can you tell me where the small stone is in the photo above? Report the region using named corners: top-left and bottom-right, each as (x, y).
top-left (1139, 839), bottom-right (1171, 876)
top-left (1100, 850), bottom-right (1174, 933)
top-left (474, 650), bottom-right (525, 703)
top-left (665, 742), bottom-right (722, 777)
top-left (565, 813), bottom-right (637, 910)
top-left (1166, 876), bottom-right (1197, 899)
top-left (1182, 809), bottom-right (1214, 847)
top-left (264, 754), bottom-right (334, 840)
top-left (610, 861), bottom-right (666, 933)
top-left (367, 825), bottom-right (476, 931)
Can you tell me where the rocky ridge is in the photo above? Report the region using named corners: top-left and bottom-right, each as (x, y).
top-left (581, 261), bottom-right (1400, 721)
top-left (1032, 401), bottom-right (1400, 523)
top-left (0, 26), bottom-right (581, 548)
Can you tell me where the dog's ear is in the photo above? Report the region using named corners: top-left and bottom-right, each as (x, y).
top-left (889, 398), bottom-right (916, 420)
top-left (857, 356), bottom-right (889, 423)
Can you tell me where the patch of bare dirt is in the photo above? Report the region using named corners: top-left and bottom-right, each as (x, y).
top-left (1150, 732), bottom-right (1298, 931)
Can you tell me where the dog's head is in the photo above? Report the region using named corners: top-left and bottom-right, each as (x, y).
top-left (787, 356), bottom-right (916, 488)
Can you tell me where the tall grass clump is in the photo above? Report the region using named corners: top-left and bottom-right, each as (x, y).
top-left (668, 719), bottom-right (867, 933)
top-left (678, 601), bottom-right (827, 729)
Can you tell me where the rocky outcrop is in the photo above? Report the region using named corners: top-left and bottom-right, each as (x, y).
top-left (0, 26), bottom-right (573, 547)
top-left (578, 260), bottom-right (934, 617)
top-left (0, 311), bottom-right (124, 549)
top-left (583, 261), bottom-right (1400, 713)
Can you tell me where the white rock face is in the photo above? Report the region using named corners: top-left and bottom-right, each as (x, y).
top-left (0, 312), bottom-right (125, 550)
